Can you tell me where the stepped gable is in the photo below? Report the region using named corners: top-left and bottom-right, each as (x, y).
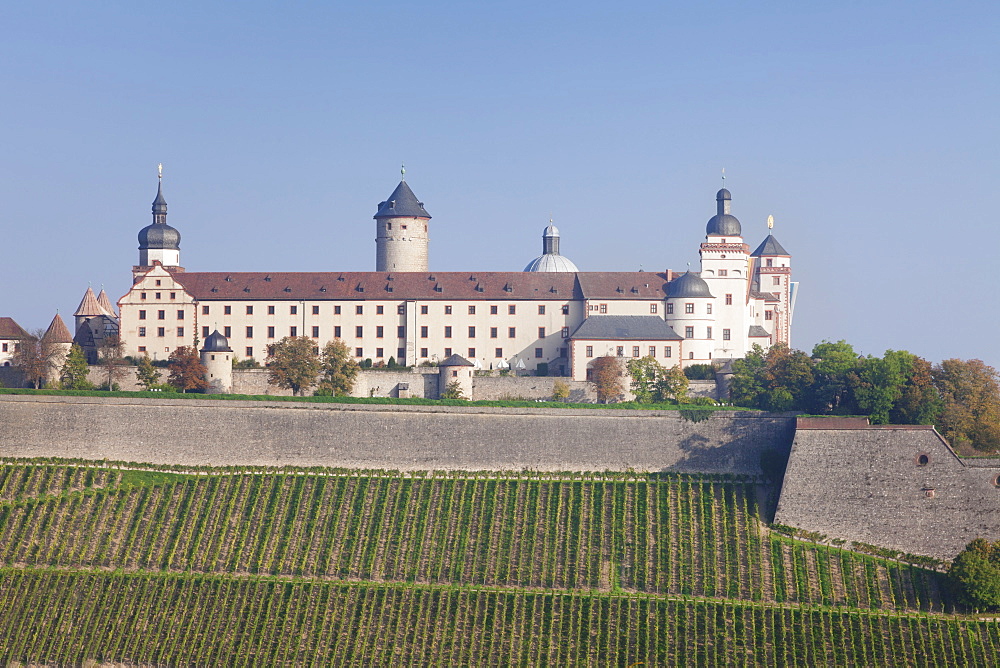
top-left (74, 287), bottom-right (105, 317)
top-left (42, 314), bottom-right (73, 344)
top-left (0, 317), bottom-right (29, 339)
top-left (575, 272), bottom-right (669, 300)
top-left (171, 271), bottom-right (588, 301)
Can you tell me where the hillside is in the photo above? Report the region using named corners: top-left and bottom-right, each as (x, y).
top-left (0, 461), bottom-right (997, 664)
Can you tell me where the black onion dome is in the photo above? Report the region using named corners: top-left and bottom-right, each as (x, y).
top-left (667, 271), bottom-right (715, 299)
top-left (138, 222), bottom-right (181, 249)
top-left (706, 187), bottom-right (741, 236)
top-left (201, 329), bottom-right (232, 353)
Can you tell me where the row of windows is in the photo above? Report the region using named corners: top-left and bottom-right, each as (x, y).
top-left (152, 324), bottom-right (576, 341)
top-left (186, 303), bottom-right (573, 317)
top-left (586, 345), bottom-right (674, 359)
top-left (138, 327), bottom-right (184, 338)
top-left (138, 310), bottom-right (185, 320)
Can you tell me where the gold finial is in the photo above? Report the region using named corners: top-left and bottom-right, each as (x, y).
top-left (401, 163), bottom-right (406, 180)
top-left (158, 163), bottom-right (163, 180)
top-left (767, 214), bottom-right (774, 230)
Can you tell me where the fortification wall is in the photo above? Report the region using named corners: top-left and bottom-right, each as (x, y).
top-left (774, 420), bottom-right (1000, 560)
top-left (0, 395), bottom-right (793, 475)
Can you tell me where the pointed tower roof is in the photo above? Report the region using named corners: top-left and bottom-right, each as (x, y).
top-left (374, 181), bottom-right (431, 219)
top-left (42, 314), bottom-right (74, 344)
top-left (97, 289), bottom-right (117, 317)
top-left (0, 317), bottom-right (29, 340)
top-left (152, 179), bottom-right (167, 213)
top-left (751, 234), bottom-right (790, 256)
top-left (74, 287), bottom-right (105, 317)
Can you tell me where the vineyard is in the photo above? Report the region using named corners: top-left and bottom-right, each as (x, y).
top-left (0, 461), bottom-right (995, 664)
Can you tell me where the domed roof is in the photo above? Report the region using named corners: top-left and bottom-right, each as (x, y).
top-left (523, 253), bottom-right (579, 273)
top-left (139, 222), bottom-right (181, 250)
top-left (201, 329), bottom-right (232, 353)
top-left (706, 188), bottom-right (741, 236)
top-left (667, 271), bottom-right (714, 298)
top-left (717, 188), bottom-right (731, 201)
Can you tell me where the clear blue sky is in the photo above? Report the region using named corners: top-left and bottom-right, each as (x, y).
top-left (2, 1), bottom-right (997, 367)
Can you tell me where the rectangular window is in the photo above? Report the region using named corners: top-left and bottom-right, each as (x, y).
top-left (246, 305), bottom-right (253, 315)
top-left (495, 347), bottom-right (503, 358)
top-left (202, 326), bottom-right (209, 338)
top-left (685, 303), bottom-right (694, 314)
top-left (268, 305), bottom-right (275, 315)
top-left (312, 326), bottom-right (320, 338)
top-left (246, 347), bottom-right (253, 357)
top-left (376, 326), bottom-right (384, 338)
top-left (289, 326), bottom-right (297, 337)
top-left (444, 326), bottom-right (452, 338)
top-left (376, 347), bottom-right (384, 358)
top-left (468, 305), bottom-right (476, 315)
top-left (667, 303), bottom-right (674, 314)
top-left (312, 305), bottom-right (319, 315)
top-left (157, 327), bottom-right (165, 337)
top-left (707, 327), bottom-right (712, 338)
top-left (355, 326), bottom-right (363, 337)
top-left (707, 304), bottom-right (712, 314)
top-left (490, 305), bottom-right (498, 315)
top-left (397, 325), bottom-right (405, 337)
top-left (376, 305), bottom-right (384, 315)
top-left (599, 304), bottom-right (607, 313)
top-left (685, 326), bottom-right (694, 338)
top-left (157, 310), bottom-right (165, 320)
top-left (155, 292), bottom-right (161, 299)
top-left (444, 305), bottom-right (453, 315)
top-left (650, 303), bottom-right (658, 314)
top-left (562, 304), bottom-right (569, 315)
top-left (420, 326), bottom-right (428, 338)
top-left (535, 348), bottom-right (543, 358)
top-left (334, 305), bottom-right (341, 315)
top-left (398, 305), bottom-right (405, 314)
top-left (632, 346), bottom-right (640, 357)
top-left (141, 292), bottom-right (147, 300)
top-left (138, 346), bottom-right (146, 353)
top-left (773, 276), bottom-right (781, 285)
top-left (224, 306), bottom-right (232, 315)
top-left (508, 305), bottom-right (516, 315)
top-left (355, 305), bottom-right (363, 315)
top-left (616, 346), bottom-right (624, 356)
top-left (202, 305), bottom-right (209, 315)
top-left (355, 347), bottom-right (363, 357)
top-left (398, 347), bottom-right (405, 358)
top-left (139, 310), bottom-right (146, 320)
top-left (508, 327), bottom-right (516, 338)
top-left (420, 347), bottom-right (428, 357)
top-left (177, 310), bottom-right (185, 320)
top-left (468, 348), bottom-right (476, 358)
top-left (421, 305), bottom-right (428, 315)
top-left (664, 346), bottom-right (672, 357)
top-left (725, 294), bottom-right (733, 305)
top-left (718, 269), bottom-right (728, 277)
top-left (265, 326), bottom-right (275, 338)
top-left (766, 258), bottom-right (774, 267)
top-left (490, 327), bottom-right (498, 338)
top-left (246, 326), bottom-right (253, 338)
top-left (723, 328), bottom-right (731, 340)
top-left (561, 327), bottom-right (569, 338)
top-left (586, 345), bottom-right (593, 357)
top-left (765, 311), bottom-right (773, 321)
top-left (138, 327), bottom-right (146, 337)
top-left (538, 327), bottom-right (545, 338)
top-left (468, 326), bottom-right (476, 338)
top-left (444, 347), bottom-right (452, 357)
top-left (649, 346), bottom-right (656, 357)
top-left (538, 305), bottom-right (545, 315)
top-left (333, 326), bottom-right (341, 338)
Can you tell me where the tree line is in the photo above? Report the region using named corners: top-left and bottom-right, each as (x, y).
top-left (730, 342), bottom-right (1000, 451)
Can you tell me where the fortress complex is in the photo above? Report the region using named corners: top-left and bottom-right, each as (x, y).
top-left (115, 171), bottom-right (797, 379)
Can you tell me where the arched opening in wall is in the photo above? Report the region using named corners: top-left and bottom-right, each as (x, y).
top-left (993, 474), bottom-right (1000, 488)
top-left (916, 453), bottom-right (930, 466)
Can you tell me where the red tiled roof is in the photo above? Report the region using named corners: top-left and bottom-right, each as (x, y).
top-left (0, 317), bottom-right (29, 340)
top-left (576, 272), bottom-right (670, 300)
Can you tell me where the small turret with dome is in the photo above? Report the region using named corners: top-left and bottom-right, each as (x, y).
top-left (201, 329), bottom-right (233, 393)
top-left (523, 220), bottom-right (579, 272)
top-left (706, 188), bottom-right (742, 237)
top-left (138, 164), bottom-right (181, 269)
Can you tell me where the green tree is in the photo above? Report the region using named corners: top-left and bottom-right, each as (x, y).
top-left (316, 338), bottom-right (359, 397)
top-left (890, 353), bottom-right (942, 425)
top-left (933, 359), bottom-right (1000, 451)
top-left (854, 350), bottom-right (911, 424)
top-left (808, 340), bottom-right (861, 414)
top-left (683, 363), bottom-right (715, 380)
top-left (440, 381), bottom-right (467, 400)
top-left (657, 364), bottom-right (690, 403)
top-left (949, 538), bottom-right (1000, 610)
top-left (729, 344), bottom-right (768, 408)
top-left (267, 336), bottom-right (321, 396)
top-left (761, 344), bottom-right (814, 411)
top-left (551, 379), bottom-right (571, 402)
top-left (96, 334), bottom-right (129, 390)
top-left (627, 355), bottom-right (663, 403)
top-left (590, 356), bottom-right (624, 403)
top-left (60, 344), bottom-right (94, 390)
top-left (167, 346), bottom-right (208, 393)
top-left (135, 354), bottom-right (162, 390)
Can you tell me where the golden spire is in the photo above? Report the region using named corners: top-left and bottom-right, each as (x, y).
top-left (767, 214), bottom-right (774, 230)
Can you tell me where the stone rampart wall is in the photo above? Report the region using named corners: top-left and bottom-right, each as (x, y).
top-left (0, 395), bottom-right (793, 475)
top-left (774, 424), bottom-right (1000, 560)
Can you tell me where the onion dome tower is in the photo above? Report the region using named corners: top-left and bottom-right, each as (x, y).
top-left (374, 166), bottom-right (431, 272)
top-left (201, 329), bottom-right (233, 394)
top-left (523, 221), bottom-right (579, 272)
top-left (705, 188), bottom-right (742, 237)
top-left (138, 164), bottom-right (181, 269)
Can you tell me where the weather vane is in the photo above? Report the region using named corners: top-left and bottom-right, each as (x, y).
top-left (401, 163), bottom-right (406, 180)
top-left (767, 214), bottom-right (774, 230)
top-left (158, 163), bottom-right (163, 181)
top-left (721, 168), bottom-right (726, 187)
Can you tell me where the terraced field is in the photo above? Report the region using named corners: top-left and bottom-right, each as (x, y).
top-left (0, 461), bottom-right (994, 665)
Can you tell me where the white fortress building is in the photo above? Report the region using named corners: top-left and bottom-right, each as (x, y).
top-left (119, 171), bottom-right (797, 381)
